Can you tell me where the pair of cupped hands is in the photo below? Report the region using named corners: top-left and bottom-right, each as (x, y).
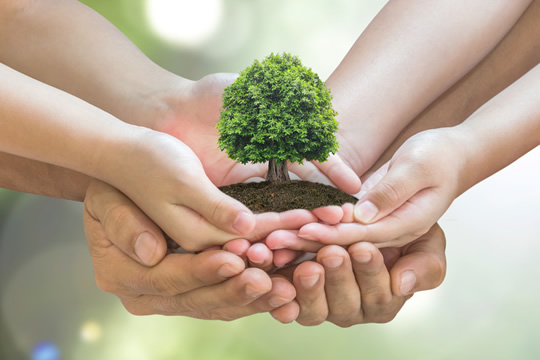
top-left (83, 73), bottom-right (449, 327)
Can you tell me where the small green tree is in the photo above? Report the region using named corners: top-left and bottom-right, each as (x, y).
top-left (217, 52), bottom-right (339, 182)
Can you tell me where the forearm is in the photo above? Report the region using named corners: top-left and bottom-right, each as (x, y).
top-left (0, 63), bottom-right (139, 184)
top-left (328, 0), bottom-right (531, 174)
top-left (456, 64), bottom-right (540, 194)
top-left (369, 0), bottom-right (540, 173)
top-left (0, 0), bottom-right (188, 129)
top-left (0, 152), bottom-right (90, 201)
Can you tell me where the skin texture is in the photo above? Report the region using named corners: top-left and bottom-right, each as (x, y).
top-left (1, 0), bottom-right (534, 324)
top-left (296, 9), bottom-right (540, 250)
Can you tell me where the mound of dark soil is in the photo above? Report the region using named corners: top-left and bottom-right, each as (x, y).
top-left (219, 180), bottom-right (357, 213)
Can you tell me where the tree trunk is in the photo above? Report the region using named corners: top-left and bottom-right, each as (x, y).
top-left (266, 158), bottom-right (290, 182)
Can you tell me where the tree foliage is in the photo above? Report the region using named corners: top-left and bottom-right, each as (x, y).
top-left (217, 52), bottom-right (339, 168)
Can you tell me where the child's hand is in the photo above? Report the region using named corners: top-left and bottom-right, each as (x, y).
top-left (83, 181), bottom-right (299, 320)
top-left (296, 128), bottom-right (466, 248)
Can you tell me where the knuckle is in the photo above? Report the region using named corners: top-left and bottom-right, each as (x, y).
top-left (373, 311), bottom-right (398, 324)
top-left (173, 294), bottom-right (199, 314)
top-left (102, 203), bottom-right (133, 238)
top-left (432, 256), bottom-right (447, 289)
top-left (376, 181), bottom-right (406, 206)
top-left (363, 292), bottom-right (394, 308)
top-left (123, 302), bottom-right (154, 316)
top-left (296, 316), bottom-right (326, 327)
top-left (208, 310), bottom-right (240, 322)
top-left (94, 276), bottom-right (116, 294)
top-left (209, 196), bottom-right (228, 223)
top-left (331, 318), bottom-right (355, 328)
top-left (328, 311), bottom-right (356, 328)
top-left (144, 271), bottom-right (183, 297)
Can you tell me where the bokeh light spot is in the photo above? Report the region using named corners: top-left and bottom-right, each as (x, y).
top-left (80, 320), bottom-right (102, 343)
top-left (144, 0), bottom-right (223, 46)
top-left (32, 342), bottom-right (60, 360)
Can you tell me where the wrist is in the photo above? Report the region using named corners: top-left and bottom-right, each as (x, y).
top-left (442, 125), bottom-right (481, 197)
top-left (89, 121), bottom-right (151, 186)
top-left (119, 74), bottom-right (193, 132)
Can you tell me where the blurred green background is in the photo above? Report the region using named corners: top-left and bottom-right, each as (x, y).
top-left (2, 1), bottom-right (540, 359)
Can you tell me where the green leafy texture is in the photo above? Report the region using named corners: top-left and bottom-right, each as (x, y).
top-left (217, 52), bottom-right (339, 165)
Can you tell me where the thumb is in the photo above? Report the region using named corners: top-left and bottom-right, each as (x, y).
top-left (183, 177), bottom-right (257, 236)
top-left (353, 161), bottom-right (427, 224)
top-left (389, 224), bottom-right (447, 296)
top-left (313, 153), bottom-right (362, 194)
top-left (84, 181), bottom-right (167, 266)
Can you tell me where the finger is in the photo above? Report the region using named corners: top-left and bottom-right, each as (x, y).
top-left (287, 160), bottom-right (334, 187)
top-left (273, 249), bottom-right (302, 267)
top-left (247, 243), bottom-right (274, 271)
top-left (165, 207), bottom-right (318, 252)
top-left (359, 162), bottom-right (390, 193)
top-left (200, 275), bottom-right (297, 322)
top-left (390, 224), bottom-right (447, 296)
top-left (183, 174), bottom-right (257, 236)
top-left (353, 161), bottom-right (429, 224)
top-left (192, 275), bottom-right (297, 321)
top-left (266, 230), bottom-right (325, 252)
top-left (127, 268), bottom-right (273, 317)
top-left (348, 242), bottom-right (404, 323)
top-left (122, 250), bottom-right (246, 296)
top-left (270, 300), bottom-right (300, 324)
top-left (312, 206), bottom-right (344, 224)
top-left (341, 203), bottom-right (355, 223)
top-left (84, 181), bottom-right (167, 266)
top-left (298, 222), bottom-right (366, 246)
top-left (298, 188), bottom-right (439, 246)
top-left (312, 153), bottom-right (362, 194)
top-left (293, 261), bottom-right (328, 326)
top-left (246, 209), bottom-right (318, 241)
top-left (223, 238), bottom-right (250, 261)
top-left (316, 245), bottom-right (360, 327)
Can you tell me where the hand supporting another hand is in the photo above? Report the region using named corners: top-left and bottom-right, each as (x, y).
top-left (269, 224), bottom-right (447, 327)
top-left (83, 181), bottom-right (301, 322)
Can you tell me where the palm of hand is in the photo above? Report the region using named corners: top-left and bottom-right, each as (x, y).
top-left (161, 73), bottom-right (266, 186)
top-left (358, 129), bottom-right (462, 246)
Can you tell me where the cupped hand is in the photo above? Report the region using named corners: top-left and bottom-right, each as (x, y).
top-left (296, 128), bottom-right (465, 248)
top-left (161, 73), bottom-right (361, 194)
top-left (272, 224), bottom-right (447, 327)
top-left (83, 181), bottom-right (299, 321)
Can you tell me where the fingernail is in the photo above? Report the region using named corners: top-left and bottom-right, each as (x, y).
top-left (400, 270), bottom-right (416, 295)
top-left (352, 250), bottom-right (372, 264)
top-left (218, 264), bottom-right (241, 278)
top-left (299, 274), bottom-right (320, 289)
top-left (249, 258), bottom-right (265, 265)
top-left (135, 232), bottom-right (158, 265)
top-left (269, 296), bottom-right (289, 307)
top-left (354, 201), bottom-right (378, 224)
top-left (297, 234), bottom-right (317, 241)
top-left (233, 212), bottom-right (254, 234)
top-left (321, 256), bottom-right (343, 269)
top-left (245, 284), bottom-right (266, 298)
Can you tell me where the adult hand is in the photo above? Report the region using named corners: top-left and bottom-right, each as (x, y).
top-left (83, 180), bottom-right (299, 321)
top-left (272, 224), bottom-right (447, 326)
top-left (159, 73), bottom-right (361, 194)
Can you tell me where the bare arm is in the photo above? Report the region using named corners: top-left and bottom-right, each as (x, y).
top-left (0, 0), bottom-right (187, 129)
top-left (327, 0), bottom-right (532, 175)
top-left (369, 0), bottom-right (540, 172)
top-left (0, 0), bottom-right (187, 199)
top-left (0, 152), bottom-right (90, 201)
